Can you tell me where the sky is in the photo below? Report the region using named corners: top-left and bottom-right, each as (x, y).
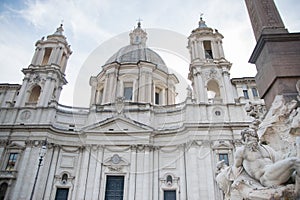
top-left (0, 0), bottom-right (299, 106)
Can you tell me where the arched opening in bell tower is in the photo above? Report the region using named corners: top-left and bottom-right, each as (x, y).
top-left (207, 80), bottom-right (221, 103)
top-left (41, 48), bottom-right (52, 65)
top-left (28, 85), bottom-right (41, 104)
top-left (203, 40), bottom-right (213, 59)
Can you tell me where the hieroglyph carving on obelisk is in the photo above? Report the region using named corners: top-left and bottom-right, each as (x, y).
top-left (244, 0), bottom-right (288, 40)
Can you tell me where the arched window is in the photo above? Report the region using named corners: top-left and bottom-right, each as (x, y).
top-left (61, 173), bottom-right (68, 184)
top-left (0, 182), bottom-right (8, 200)
top-left (166, 175), bottom-right (173, 184)
top-left (28, 85), bottom-right (41, 103)
top-left (207, 80), bottom-right (220, 103)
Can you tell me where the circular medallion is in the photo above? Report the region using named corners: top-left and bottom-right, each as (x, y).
top-left (111, 154), bottom-right (121, 164)
top-left (20, 110), bottom-right (31, 121)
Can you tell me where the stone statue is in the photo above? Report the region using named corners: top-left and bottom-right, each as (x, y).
top-left (235, 128), bottom-right (299, 187)
top-left (245, 101), bottom-right (265, 120)
top-left (216, 128), bottom-right (299, 199)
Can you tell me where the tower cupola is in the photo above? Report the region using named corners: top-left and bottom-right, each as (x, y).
top-left (129, 21), bottom-right (147, 46)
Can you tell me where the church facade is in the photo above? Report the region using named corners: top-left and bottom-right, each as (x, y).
top-left (0, 18), bottom-right (264, 200)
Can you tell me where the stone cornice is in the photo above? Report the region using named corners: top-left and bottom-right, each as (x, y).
top-left (0, 84), bottom-right (21, 90)
top-left (249, 32), bottom-right (300, 63)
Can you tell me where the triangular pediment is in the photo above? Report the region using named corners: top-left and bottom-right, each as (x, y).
top-left (83, 116), bottom-right (153, 133)
top-left (212, 140), bottom-right (233, 149)
top-left (6, 142), bottom-right (25, 150)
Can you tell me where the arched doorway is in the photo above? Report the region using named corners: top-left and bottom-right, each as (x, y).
top-left (0, 182), bottom-right (8, 200)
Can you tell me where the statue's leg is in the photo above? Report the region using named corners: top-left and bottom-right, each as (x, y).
top-left (260, 157), bottom-right (300, 187)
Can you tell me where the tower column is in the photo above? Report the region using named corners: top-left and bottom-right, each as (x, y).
top-left (191, 42), bottom-right (196, 60)
top-left (199, 41), bottom-right (205, 60)
top-left (53, 47), bottom-right (63, 64)
top-left (218, 41), bottom-right (225, 58)
top-left (31, 47), bottom-right (40, 65)
top-left (36, 48), bottom-right (45, 65)
top-left (38, 73), bottom-right (52, 107)
top-left (222, 69), bottom-right (234, 103)
top-left (194, 72), bottom-right (206, 103)
top-left (194, 41), bottom-right (200, 59)
top-left (193, 74), bottom-right (200, 103)
top-left (15, 75), bottom-right (30, 107)
top-left (211, 41), bottom-right (218, 58)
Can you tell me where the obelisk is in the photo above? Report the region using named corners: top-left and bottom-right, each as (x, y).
top-left (245, 0), bottom-right (300, 108)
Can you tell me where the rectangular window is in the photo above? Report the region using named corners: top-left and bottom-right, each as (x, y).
top-left (123, 82), bottom-right (133, 101)
top-left (252, 87), bottom-right (258, 97)
top-left (164, 190), bottom-right (176, 200)
top-left (105, 176), bottom-right (124, 200)
top-left (203, 40), bottom-right (213, 59)
top-left (243, 90), bottom-right (249, 99)
top-left (42, 48), bottom-right (52, 65)
top-left (155, 92), bottom-right (160, 104)
top-left (219, 153), bottom-right (229, 166)
top-left (55, 188), bottom-right (69, 200)
top-left (155, 87), bottom-right (162, 105)
top-left (6, 153), bottom-right (18, 171)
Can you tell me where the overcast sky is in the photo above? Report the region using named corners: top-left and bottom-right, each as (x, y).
top-left (0, 0), bottom-right (299, 106)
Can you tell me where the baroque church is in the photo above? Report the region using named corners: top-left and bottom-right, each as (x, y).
top-left (0, 15), bottom-right (265, 200)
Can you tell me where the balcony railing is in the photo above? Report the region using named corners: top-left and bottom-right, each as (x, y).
top-left (0, 170), bottom-right (17, 179)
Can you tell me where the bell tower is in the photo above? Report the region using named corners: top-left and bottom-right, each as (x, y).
top-left (188, 17), bottom-right (235, 104)
top-left (15, 24), bottom-right (72, 107)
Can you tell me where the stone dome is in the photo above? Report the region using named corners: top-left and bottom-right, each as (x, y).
top-left (104, 22), bottom-right (169, 73)
top-left (105, 44), bottom-right (168, 73)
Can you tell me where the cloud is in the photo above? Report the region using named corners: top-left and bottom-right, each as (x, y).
top-left (0, 0), bottom-right (299, 106)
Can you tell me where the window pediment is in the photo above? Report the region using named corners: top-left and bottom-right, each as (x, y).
top-left (212, 140), bottom-right (233, 149)
top-left (6, 143), bottom-right (25, 150)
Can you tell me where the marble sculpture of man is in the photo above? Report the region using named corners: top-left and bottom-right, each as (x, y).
top-left (216, 128), bottom-right (300, 199)
top-left (234, 128), bottom-right (300, 187)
